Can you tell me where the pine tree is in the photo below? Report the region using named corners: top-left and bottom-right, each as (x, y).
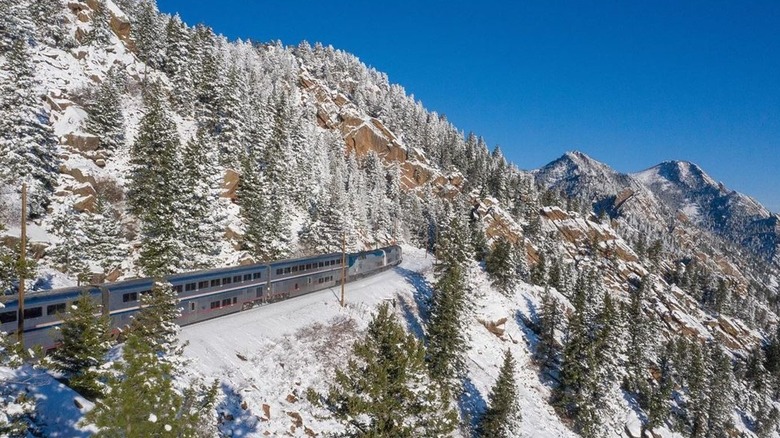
top-left (47, 290), bottom-right (111, 399)
top-left (132, 0), bottom-right (165, 68)
top-left (327, 303), bottom-right (458, 437)
top-left (85, 329), bottom-right (189, 436)
top-left (0, 310), bottom-right (36, 436)
top-left (626, 277), bottom-right (652, 396)
top-left (478, 349), bottom-right (522, 438)
top-left (706, 345), bottom-right (733, 437)
top-left (530, 251), bottom-right (547, 286)
top-left (426, 262), bottom-right (467, 384)
top-left (84, 0), bottom-right (112, 46)
top-left (0, 36), bottom-right (58, 217)
top-left (485, 237), bottom-right (517, 294)
top-left (535, 287), bottom-right (561, 369)
top-left (130, 281), bottom-right (184, 359)
top-left (86, 279), bottom-right (217, 436)
top-left (129, 83), bottom-right (185, 277)
top-left (86, 67), bottom-right (125, 154)
top-left (686, 341), bottom-right (708, 438)
top-left (179, 127), bottom-right (221, 269)
top-left (646, 339), bottom-right (675, 430)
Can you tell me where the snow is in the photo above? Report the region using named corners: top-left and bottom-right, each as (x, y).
top-left (0, 366), bottom-right (95, 437)
top-left (52, 106), bottom-right (88, 137)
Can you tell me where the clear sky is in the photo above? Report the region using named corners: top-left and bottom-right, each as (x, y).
top-left (157, 0), bottom-right (780, 212)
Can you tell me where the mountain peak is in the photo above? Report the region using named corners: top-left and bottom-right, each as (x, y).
top-left (636, 160), bottom-right (719, 192)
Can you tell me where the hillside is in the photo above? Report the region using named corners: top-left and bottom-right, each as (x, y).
top-left (1, 0), bottom-right (780, 437)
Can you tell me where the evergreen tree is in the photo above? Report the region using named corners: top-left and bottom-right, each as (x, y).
top-left (86, 67), bottom-right (125, 154)
top-left (130, 281), bottom-right (184, 359)
top-left (327, 303), bottom-right (458, 437)
top-left (128, 83), bottom-right (185, 277)
top-left (84, 0), bottom-right (113, 46)
top-left (426, 262), bottom-right (467, 384)
top-left (86, 281), bottom-right (217, 436)
top-left (0, 36), bottom-right (58, 217)
top-left (646, 340), bottom-right (675, 430)
top-left (485, 237), bottom-right (517, 294)
top-left (85, 329), bottom-right (189, 436)
top-left (626, 277), bottom-right (652, 396)
top-left (179, 127), bottom-right (221, 268)
top-left (47, 290), bottom-right (111, 399)
top-left (535, 287), bottom-right (561, 369)
top-left (530, 252), bottom-right (547, 286)
top-left (686, 341), bottom-right (708, 438)
top-left (706, 345), bottom-right (733, 437)
top-left (478, 349), bottom-right (521, 438)
top-left (132, 0), bottom-right (165, 68)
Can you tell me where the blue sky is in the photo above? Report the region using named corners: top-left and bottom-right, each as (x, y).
top-left (157, 1), bottom-right (780, 212)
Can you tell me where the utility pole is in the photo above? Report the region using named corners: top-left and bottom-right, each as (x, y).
top-left (340, 232), bottom-right (346, 307)
top-left (17, 183), bottom-right (27, 348)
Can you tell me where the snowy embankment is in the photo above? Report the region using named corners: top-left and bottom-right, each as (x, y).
top-left (180, 246), bottom-right (577, 437)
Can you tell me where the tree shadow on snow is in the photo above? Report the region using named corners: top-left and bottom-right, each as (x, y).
top-left (394, 266), bottom-right (433, 323)
top-left (216, 382), bottom-right (259, 436)
top-left (396, 294), bottom-right (426, 341)
top-left (458, 376), bottom-right (487, 438)
top-left (515, 297), bottom-right (560, 388)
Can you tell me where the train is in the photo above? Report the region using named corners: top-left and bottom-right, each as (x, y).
top-left (0, 245), bottom-right (402, 351)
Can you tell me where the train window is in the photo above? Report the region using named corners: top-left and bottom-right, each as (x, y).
top-left (276, 269), bottom-right (283, 275)
top-left (318, 261), bottom-right (324, 268)
top-left (190, 302), bottom-right (196, 311)
top-left (252, 272), bottom-right (261, 279)
top-left (210, 301), bottom-right (220, 309)
top-left (232, 297), bottom-right (237, 304)
top-left (198, 281), bottom-right (209, 289)
top-left (222, 298), bottom-right (231, 307)
top-left (173, 285), bottom-right (183, 294)
top-left (140, 290), bottom-right (151, 296)
top-left (292, 266), bottom-right (298, 273)
top-left (299, 264), bottom-right (306, 271)
top-left (123, 292), bottom-right (138, 303)
top-left (24, 307), bottom-right (43, 319)
top-left (233, 275), bottom-right (242, 283)
top-left (307, 277), bottom-right (312, 284)
top-left (294, 283), bottom-right (299, 291)
top-left (47, 303), bottom-right (66, 315)
top-left (284, 267), bottom-right (291, 274)
top-left (244, 274), bottom-right (253, 281)
top-left (318, 277), bottom-right (324, 284)
top-left (337, 259), bottom-right (342, 265)
top-left (223, 277), bottom-right (232, 285)
top-left (305, 263), bottom-right (311, 270)
top-left (185, 283), bottom-right (196, 292)
top-left (211, 279), bottom-right (220, 287)
top-left (256, 288), bottom-right (264, 298)
top-left (0, 311), bottom-right (17, 323)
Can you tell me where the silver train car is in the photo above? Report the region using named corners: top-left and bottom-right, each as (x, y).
top-left (0, 245), bottom-right (402, 351)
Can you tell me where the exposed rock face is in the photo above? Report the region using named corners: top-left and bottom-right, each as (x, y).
top-left (299, 73), bottom-right (461, 196)
top-left (65, 132), bottom-right (100, 152)
top-left (222, 169), bottom-right (240, 200)
top-left (73, 194), bottom-right (97, 212)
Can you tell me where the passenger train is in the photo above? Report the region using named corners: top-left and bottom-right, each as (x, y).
top-left (0, 245), bottom-right (402, 351)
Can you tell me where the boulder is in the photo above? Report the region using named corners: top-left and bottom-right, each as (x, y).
top-left (73, 194), bottom-right (97, 213)
top-left (60, 164), bottom-right (98, 187)
top-left (65, 132), bottom-right (100, 152)
top-left (71, 182), bottom-right (97, 198)
top-left (222, 169), bottom-right (240, 199)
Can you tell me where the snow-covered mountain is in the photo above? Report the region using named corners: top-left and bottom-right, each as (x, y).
top-left (2, 1), bottom-right (780, 437)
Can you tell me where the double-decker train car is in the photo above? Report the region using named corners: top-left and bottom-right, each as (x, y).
top-left (0, 245), bottom-right (402, 351)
